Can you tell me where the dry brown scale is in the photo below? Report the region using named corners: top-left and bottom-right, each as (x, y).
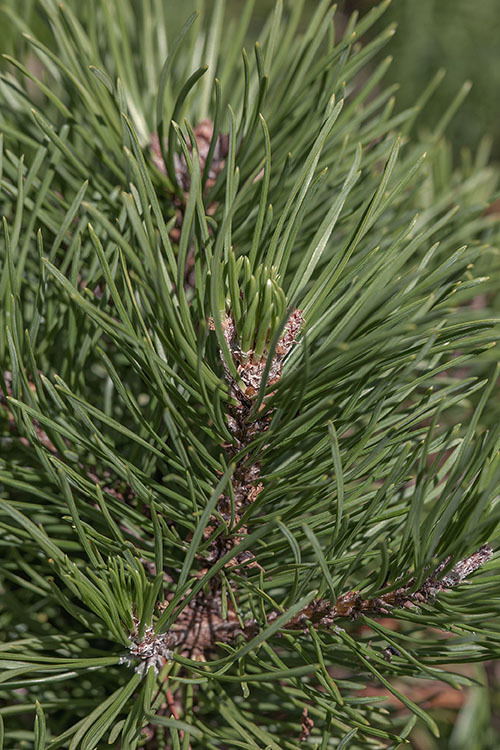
top-left (157, 595), bottom-right (242, 662)
top-left (299, 707), bottom-right (314, 742)
top-left (151, 120), bottom-right (229, 195)
top-left (120, 616), bottom-right (176, 676)
top-left (204, 310), bottom-right (304, 570)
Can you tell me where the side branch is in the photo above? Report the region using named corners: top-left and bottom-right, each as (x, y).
top-left (258, 544), bottom-right (493, 633)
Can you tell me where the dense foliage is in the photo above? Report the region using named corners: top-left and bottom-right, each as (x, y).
top-left (0, 1), bottom-right (499, 748)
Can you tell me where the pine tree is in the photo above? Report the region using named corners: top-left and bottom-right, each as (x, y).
top-left (0, 1), bottom-right (499, 748)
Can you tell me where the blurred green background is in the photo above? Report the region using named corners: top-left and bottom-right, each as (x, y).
top-left (220, 0), bottom-right (500, 160)
top-left (366, 0), bottom-right (500, 159)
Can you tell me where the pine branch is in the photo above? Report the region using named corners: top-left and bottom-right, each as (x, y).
top-left (1, 0), bottom-right (499, 747)
top-left (263, 544), bottom-right (493, 632)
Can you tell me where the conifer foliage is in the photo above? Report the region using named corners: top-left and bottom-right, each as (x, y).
top-left (0, 0), bottom-right (499, 747)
